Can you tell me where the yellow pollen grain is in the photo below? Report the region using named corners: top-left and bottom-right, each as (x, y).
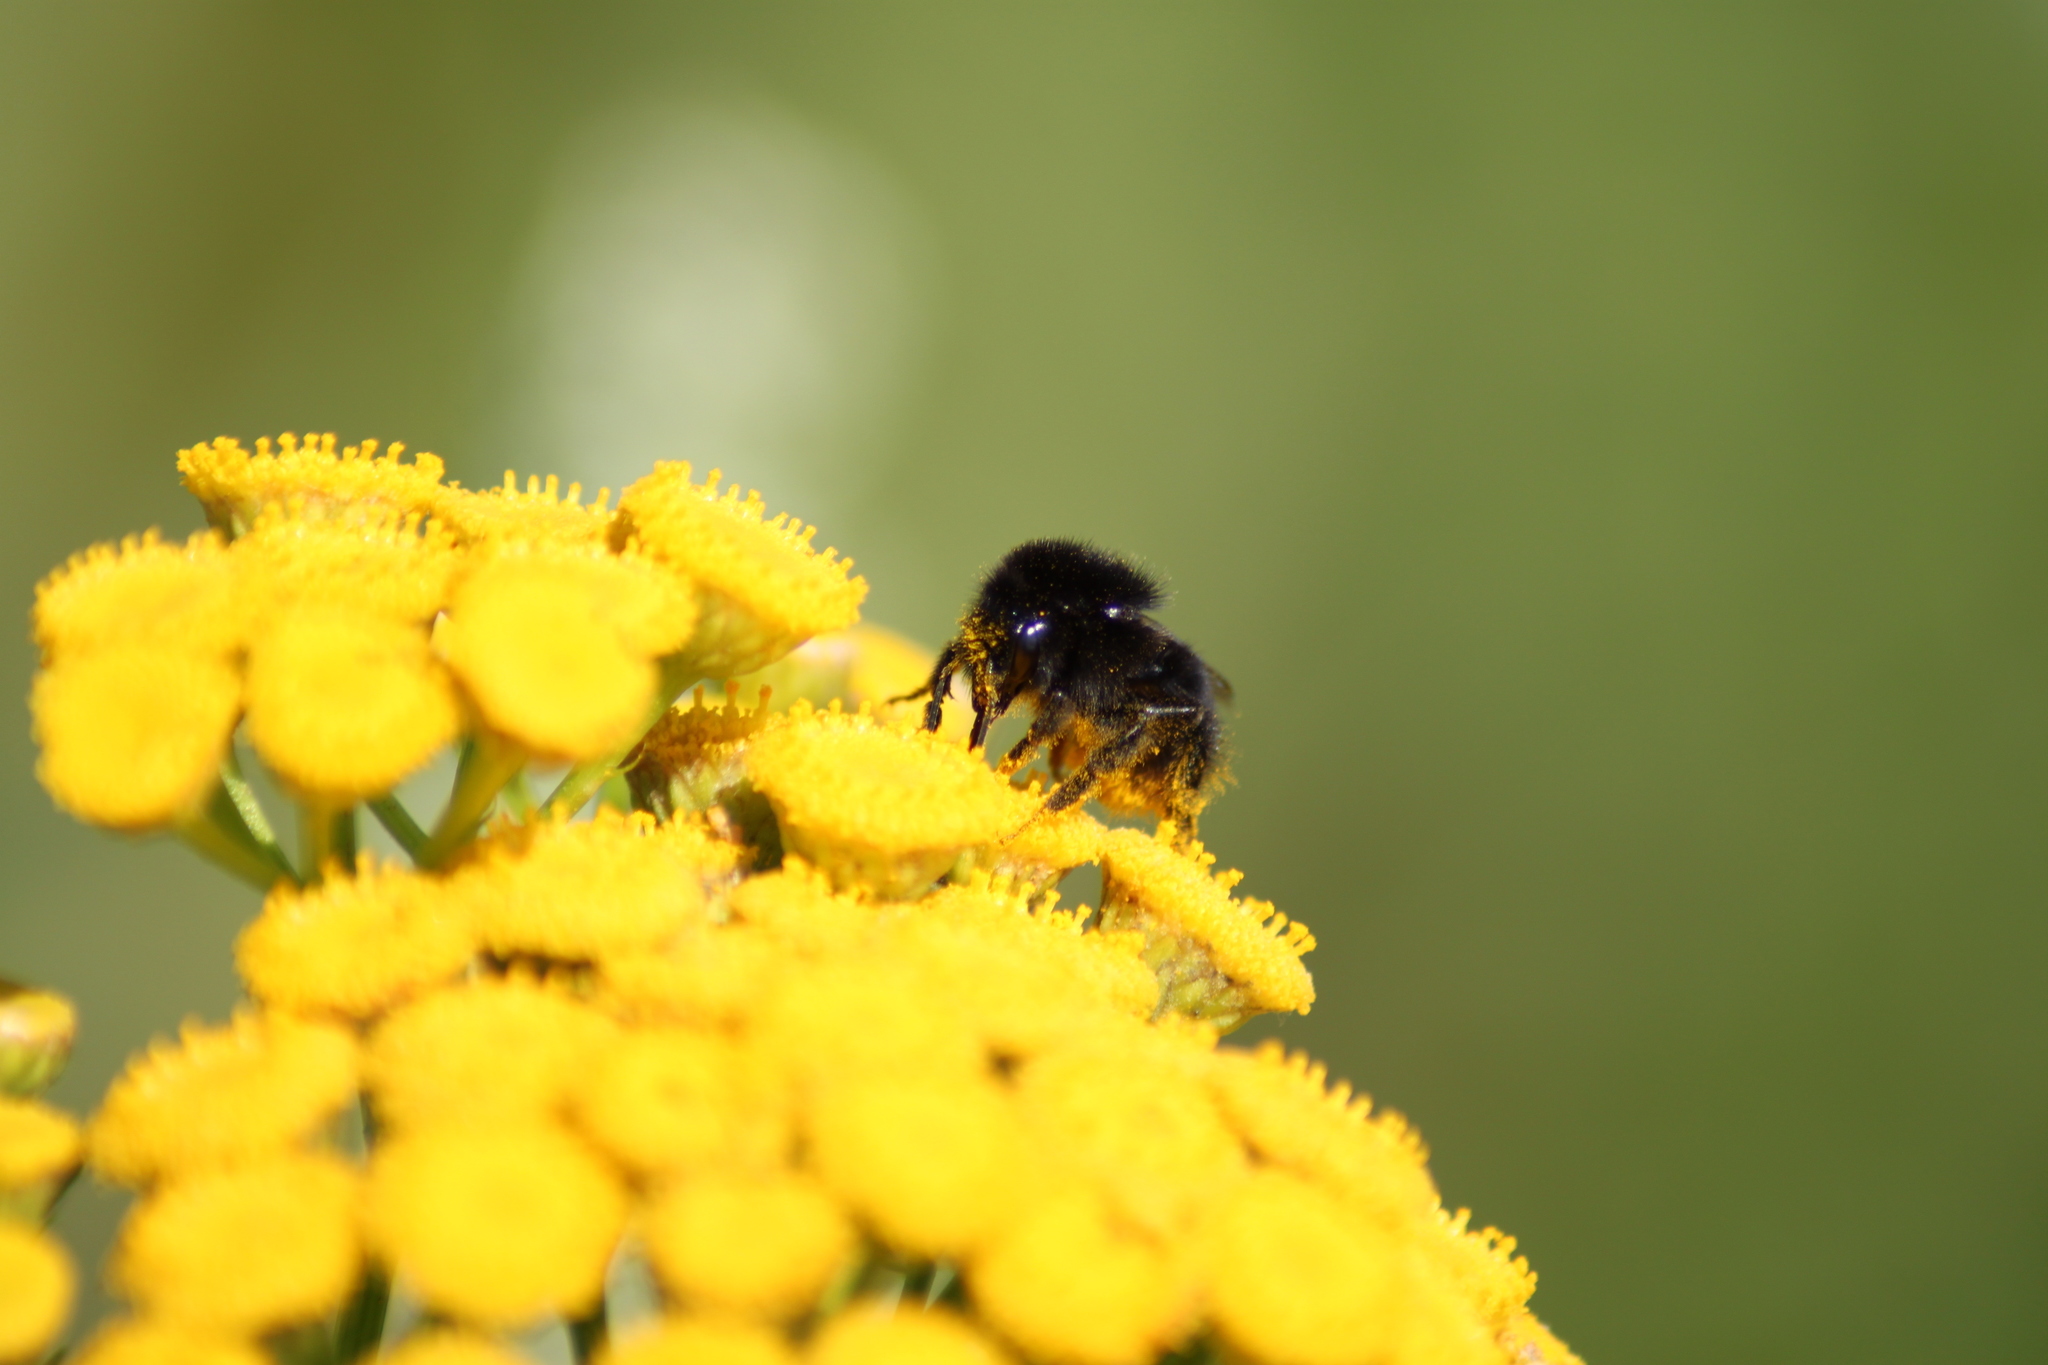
top-left (110, 1151), bottom-right (361, 1333)
top-left (364, 1122), bottom-right (627, 1329)
top-left (87, 1011), bottom-right (359, 1187)
top-left (32, 529), bottom-right (241, 664)
top-left (244, 607), bottom-right (459, 802)
top-left (641, 1169), bottom-right (856, 1320)
top-left (235, 856), bottom-right (477, 1020)
top-left (31, 646), bottom-right (241, 833)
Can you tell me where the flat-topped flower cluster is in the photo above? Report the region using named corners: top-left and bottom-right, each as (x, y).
top-left (1, 435), bottom-right (1581, 1365)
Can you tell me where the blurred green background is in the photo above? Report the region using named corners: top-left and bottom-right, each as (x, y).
top-left (4, 4), bottom-right (2045, 1360)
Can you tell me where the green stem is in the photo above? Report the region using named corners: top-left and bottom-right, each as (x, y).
top-left (299, 803), bottom-right (357, 883)
top-left (500, 769), bottom-right (535, 820)
top-left (175, 773), bottom-right (298, 891)
top-left (569, 1304), bottom-right (608, 1365)
top-left (367, 795), bottom-right (429, 862)
top-left (418, 734), bottom-right (525, 869)
top-left (332, 1269), bottom-right (390, 1363)
top-left (543, 662), bottom-right (698, 817)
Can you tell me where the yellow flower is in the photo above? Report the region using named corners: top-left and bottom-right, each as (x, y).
top-left (0, 985), bottom-right (77, 1099)
top-left (628, 685), bottom-right (778, 820)
top-left (969, 1187), bottom-right (1192, 1365)
top-left (31, 645), bottom-right (241, 832)
top-left (726, 624), bottom-right (968, 739)
top-left (1097, 829), bottom-right (1316, 1028)
top-left (68, 1320), bottom-right (268, 1365)
top-left (750, 952), bottom-right (983, 1090)
top-left (456, 810), bottom-right (723, 962)
top-left (364, 1122), bottom-right (626, 1327)
top-left (641, 1169), bottom-right (855, 1319)
top-left (243, 607), bottom-right (459, 802)
top-left (726, 861), bottom-right (876, 957)
top-left (382, 1331), bottom-right (536, 1365)
top-left (363, 976), bottom-right (618, 1131)
top-left (1013, 1036), bottom-right (1244, 1240)
top-left (87, 1011), bottom-right (358, 1187)
top-left (978, 807), bottom-right (1109, 894)
top-left (110, 1152), bottom-right (360, 1333)
top-left (597, 928), bottom-right (782, 1029)
top-left (1198, 1169), bottom-right (1493, 1365)
top-left (230, 499), bottom-right (459, 625)
top-left (613, 463), bottom-right (866, 677)
top-left (433, 471), bottom-right (613, 549)
top-left (0, 1222), bottom-right (73, 1364)
top-left (1203, 1041), bottom-right (1438, 1227)
top-left (235, 856), bottom-right (476, 1019)
top-left (743, 706), bottom-right (1028, 897)
top-left (31, 530), bottom-right (241, 664)
top-left (179, 433), bottom-right (444, 532)
top-left (805, 1306), bottom-right (1013, 1365)
top-left (601, 1316), bottom-right (795, 1365)
top-left (806, 1072), bottom-right (1027, 1259)
top-left (0, 1097), bottom-right (82, 1221)
top-left (1498, 1312), bottom-right (1584, 1365)
top-left (573, 1027), bottom-right (789, 1178)
top-left (439, 546), bottom-right (694, 762)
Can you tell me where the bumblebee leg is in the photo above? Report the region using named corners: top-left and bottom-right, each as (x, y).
top-left (1042, 717), bottom-right (1153, 815)
top-left (900, 641), bottom-right (964, 733)
top-left (967, 662), bottom-right (1004, 749)
top-left (999, 706), bottom-right (1067, 775)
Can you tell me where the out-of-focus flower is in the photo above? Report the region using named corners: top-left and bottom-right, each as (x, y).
top-left (0, 1222), bottom-right (72, 1363)
top-left (179, 433), bottom-right (444, 532)
top-left (0, 1098), bottom-right (82, 1223)
top-left (87, 1012), bottom-right (358, 1187)
top-left (806, 1306), bottom-right (1013, 1365)
top-left (0, 986), bottom-right (76, 1098)
top-left (68, 1318), bottom-right (268, 1365)
top-left (32, 530), bottom-right (241, 664)
top-left (641, 1168), bottom-right (856, 1319)
top-left (600, 1316), bottom-right (795, 1365)
top-left (382, 1332), bottom-right (536, 1365)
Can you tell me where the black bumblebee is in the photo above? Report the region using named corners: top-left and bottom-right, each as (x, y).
top-left (906, 539), bottom-right (1231, 838)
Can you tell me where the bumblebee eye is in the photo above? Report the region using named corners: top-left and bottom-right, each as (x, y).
top-left (1103, 606), bottom-right (1124, 619)
top-left (1018, 617), bottom-right (1049, 642)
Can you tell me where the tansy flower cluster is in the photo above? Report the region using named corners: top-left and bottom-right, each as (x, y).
top-left (6, 435), bottom-right (1582, 1365)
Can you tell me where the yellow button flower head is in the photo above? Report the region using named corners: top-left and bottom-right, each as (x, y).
top-left (364, 1122), bottom-right (627, 1328)
top-left (727, 861), bottom-right (876, 957)
top-left (642, 1169), bottom-right (855, 1319)
top-left (751, 952), bottom-right (983, 1091)
top-left (1098, 829), bottom-right (1316, 1028)
top-left (1425, 1210), bottom-right (1540, 1347)
top-left (0, 1097), bottom-right (82, 1222)
top-left (439, 544), bottom-right (696, 763)
top-left (601, 1316), bottom-right (795, 1365)
top-left (32, 530), bottom-right (241, 664)
top-left (969, 1186), bottom-right (1192, 1365)
top-left (110, 1152), bottom-right (360, 1333)
top-left (1198, 1170), bottom-right (1492, 1365)
top-left (744, 705), bottom-right (1029, 898)
top-left (598, 928), bottom-right (782, 1029)
top-left (230, 499), bottom-right (460, 626)
top-left (806, 1307), bottom-right (1013, 1365)
top-left (613, 463), bottom-right (866, 677)
top-left (573, 1027), bottom-right (789, 1179)
top-left (88, 1011), bottom-right (359, 1187)
top-left (433, 471), bottom-right (613, 549)
top-left (364, 976), bottom-right (618, 1131)
top-left (0, 985), bottom-right (77, 1099)
top-left (892, 881), bottom-right (1159, 1058)
top-left (806, 1072), bottom-right (1027, 1259)
top-left (68, 1320), bottom-right (268, 1365)
top-left (179, 433), bottom-right (444, 533)
top-left (0, 1222), bottom-right (73, 1364)
top-left (456, 809), bottom-right (720, 962)
top-left (1203, 1042), bottom-right (1438, 1227)
top-left (244, 606), bottom-right (459, 803)
top-left (31, 645), bottom-right (241, 832)
top-left (628, 685), bottom-right (781, 821)
top-left (1014, 1038), bottom-right (1245, 1240)
top-left (382, 1331), bottom-right (536, 1365)
top-left (235, 856), bottom-right (476, 1020)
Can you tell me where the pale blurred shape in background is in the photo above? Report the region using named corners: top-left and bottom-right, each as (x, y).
top-left (502, 95), bottom-right (931, 525)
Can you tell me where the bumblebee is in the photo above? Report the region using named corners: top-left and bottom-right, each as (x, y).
top-left (905, 539), bottom-right (1231, 837)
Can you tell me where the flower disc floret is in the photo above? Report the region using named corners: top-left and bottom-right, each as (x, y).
top-left (31, 646), bottom-right (241, 832)
top-left (642, 1169), bottom-right (855, 1319)
top-left (244, 607), bottom-right (459, 801)
top-left (88, 1011), bottom-right (358, 1186)
top-left (364, 1122), bottom-right (627, 1328)
top-left (179, 433), bottom-right (444, 531)
top-left (32, 530), bottom-right (240, 664)
top-left (0, 1223), bottom-right (73, 1364)
top-left (614, 463), bottom-right (866, 676)
top-left (111, 1152), bottom-right (361, 1332)
top-left (235, 857), bottom-right (476, 1019)
top-left (744, 707), bottom-right (1029, 897)
top-left (364, 977), bottom-right (618, 1130)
